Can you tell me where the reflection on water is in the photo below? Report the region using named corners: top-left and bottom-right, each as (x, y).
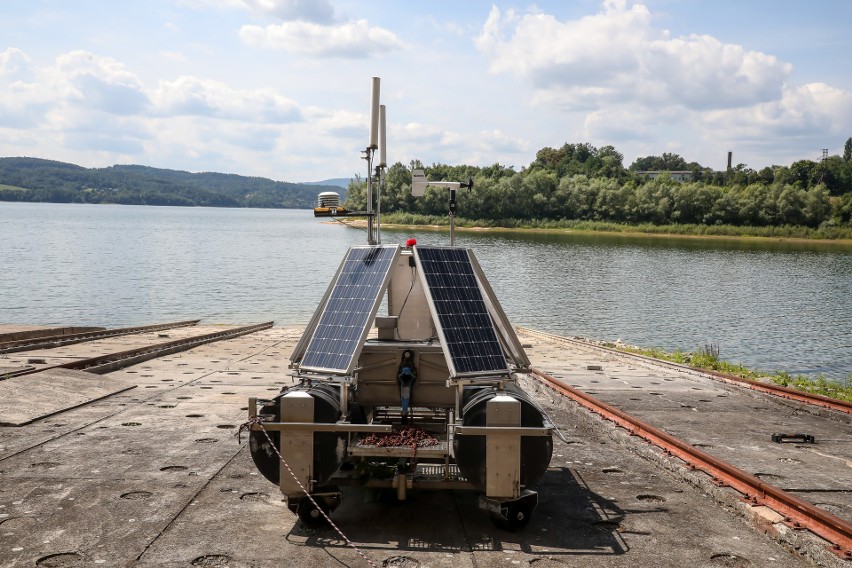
top-left (1, 203), bottom-right (850, 378)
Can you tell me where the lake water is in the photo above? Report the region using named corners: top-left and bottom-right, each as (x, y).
top-left (1, 202), bottom-right (850, 379)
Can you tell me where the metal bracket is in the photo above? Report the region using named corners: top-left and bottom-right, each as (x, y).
top-left (771, 433), bottom-right (815, 444)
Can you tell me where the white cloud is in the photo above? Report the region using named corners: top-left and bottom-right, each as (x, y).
top-left (0, 47), bottom-right (37, 83)
top-left (0, 49), bottom-right (303, 131)
top-left (642, 34), bottom-right (790, 110)
top-left (471, 1), bottom-right (852, 169)
top-left (151, 76), bottom-right (301, 123)
top-left (0, 48), bottom-right (45, 127)
top-left (704, 83), bottom-right (852, 140)
top-left (476, 2), bottom-right (791, 112)
top-left (180, 0), bottom-right (402, 58)
top-left (582, 108), bottom-right (658, 143)
top-left (242, 0), bottom-right (334, 23)
top-left (180, 0), bottom-right (335, 23)
top-left (239, 19), bottom-right (404, 57)
top-left (393, 121), bottom-right (528, 167)
top-left (53, 50), bottom-right (149, 115)
top-left (304, 107), bottom-right (368, 138)
top-left (0, 47), bottom-right (314, 176)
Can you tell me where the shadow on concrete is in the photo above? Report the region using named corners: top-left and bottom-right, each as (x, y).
top-left (284, 466), bottom-right (665, 560)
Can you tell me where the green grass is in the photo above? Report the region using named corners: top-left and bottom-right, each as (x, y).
top-left (604, 342), bottom-right (852, 403)
top-left (0, 183), bottom-right (27, 191)
top-left (378, 213), bottom-right (852, 241)
top-left (770, 372), bottom-right (852, 403)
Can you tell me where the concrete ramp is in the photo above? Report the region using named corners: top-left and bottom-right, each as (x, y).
top-left (0, 368), bottom-right (135, 426)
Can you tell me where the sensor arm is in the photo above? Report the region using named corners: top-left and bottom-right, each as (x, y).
top-left (411, 169), bottom-right (473, 197)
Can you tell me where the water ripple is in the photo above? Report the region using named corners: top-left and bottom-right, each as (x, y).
top-left (1, 203), bottom-right (850, 379)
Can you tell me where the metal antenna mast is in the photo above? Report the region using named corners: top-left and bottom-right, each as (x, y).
top-left (363, 77), bottom-right (388, 245)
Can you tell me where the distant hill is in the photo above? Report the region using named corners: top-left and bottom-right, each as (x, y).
top-left (0, 157), bottom-right (346, 209)
top-left (305, 177), bottom-right (351, 189)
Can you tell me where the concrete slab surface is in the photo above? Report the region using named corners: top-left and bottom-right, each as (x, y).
top-left (0, 368), bottom-right (136, 426)
top-left (520, 330), bottom-right (852, 529)
top-left (0, 326), bottom-right (848, 567)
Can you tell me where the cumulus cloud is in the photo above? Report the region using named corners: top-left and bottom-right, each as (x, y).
top-left (0, 47), bottom-right (37, 83)
top-left (0, 45), bottom-right (389, 181)
top-left (151, 76), bottom-right (301, 123)
top-left (2, 49), bottom-right (150, 122)
top-left (704, 83), bottom-right (852, 140)
top-left (239, 19), bottom-right (404, 57)
top-left (472, 0), bottom-right (852, 168)
top-left (241, 0), bottom-right (335, 23)
top-left (476, 2), bottom-right (791, 111)
top-left (54, 51), bottom-right (149, 115)
top-left (393, 120), bottom-right (528, 167)
top-left (0, 48), bottom-right (303, 131)
top-left (180, 0), bottom-right (334, 23)
top-left (304, 107), bottom-right (369, 138)
top-left (0, 48), bottom-right (46, 127)
top-left (183, 0), bottom-right (401, 58)
top-left (0, 47), bottom-right (313, 176)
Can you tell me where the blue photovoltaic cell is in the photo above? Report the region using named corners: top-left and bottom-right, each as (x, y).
top-left (301, 245), bottom-right (398, 373)
top-left (416, 246), bottom-right (508, 376)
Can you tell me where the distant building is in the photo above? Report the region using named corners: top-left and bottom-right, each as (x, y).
top-left (634, 170), bottom-right (693, 182)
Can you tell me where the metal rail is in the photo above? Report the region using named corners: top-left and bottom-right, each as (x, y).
top-left (8, 322), bottom-right (274, 377)
top-left (530, 368), bottom-right (852, 560)
top-left (0, 319), bottom-right (202, 354)
top-left (518, 326), bottom-right (852, 415)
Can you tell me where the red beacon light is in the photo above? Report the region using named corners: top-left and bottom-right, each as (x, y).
top-left (406, 238), bottom-right (417, 248)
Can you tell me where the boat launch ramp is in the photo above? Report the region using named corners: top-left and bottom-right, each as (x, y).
top-left (0, 322), bottom-right (849, 567)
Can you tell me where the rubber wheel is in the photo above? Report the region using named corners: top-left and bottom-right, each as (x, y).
top-left (297, 497), bottom-right (330, 529)
top-left (492, 500), bottom-right (533, 531)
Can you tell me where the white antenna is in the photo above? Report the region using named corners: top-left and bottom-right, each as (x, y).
top-left (369, 77), bottom-right (380, 150)
top-left (378, 104), bottom-right (387, 168)
top-left (364, 77), bottom-right (386, 245)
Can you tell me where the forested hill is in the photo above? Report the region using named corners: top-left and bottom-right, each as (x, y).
top-left (0, 157), bottom-right (347, 208)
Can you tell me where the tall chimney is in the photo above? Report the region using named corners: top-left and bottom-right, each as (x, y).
top-left (727, 151), bottom-right (732, 171)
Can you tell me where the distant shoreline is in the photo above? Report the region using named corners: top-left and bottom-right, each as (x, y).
top-left (6, 201), bottom-right (851, 245)
top-left (341, 218), bottom-right (852, 247)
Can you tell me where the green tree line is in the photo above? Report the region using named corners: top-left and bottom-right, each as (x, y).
top-left (0, 158), bottom-right (343, 208)
top-left (345, 140), bottom-right (852, 230)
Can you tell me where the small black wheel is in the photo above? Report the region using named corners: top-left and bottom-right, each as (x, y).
top-left (297, 497), bottom-right (330, 528)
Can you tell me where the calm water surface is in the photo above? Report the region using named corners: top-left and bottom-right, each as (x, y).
top-left (1, 202), bottom-right (850, 378)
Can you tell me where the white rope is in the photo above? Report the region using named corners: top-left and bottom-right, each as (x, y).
top-left (248, 417), bottom-right (378, 568)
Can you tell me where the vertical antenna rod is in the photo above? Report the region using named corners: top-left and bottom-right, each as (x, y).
top-left (376, 104), bottom-right (387, 244)
top-left (366, 77), bottom-right (381, 244)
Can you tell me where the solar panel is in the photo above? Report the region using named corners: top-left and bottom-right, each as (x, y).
top-left (415, 246), bottom-right (509, 377)
top-left (300, 245), bottom-right (399, 374)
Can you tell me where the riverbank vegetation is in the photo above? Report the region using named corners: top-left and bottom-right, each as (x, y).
top-left (379, 212), bottom-right (852, 240)
top-left (346, 139), bottom-right (852, 239)
top-left (608, 342), bottom-right (852, 403)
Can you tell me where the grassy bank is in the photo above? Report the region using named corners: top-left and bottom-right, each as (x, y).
top-left (606, 343), bottom-right (852, 403)
top-left (378, 212), bottom-right (852, 242)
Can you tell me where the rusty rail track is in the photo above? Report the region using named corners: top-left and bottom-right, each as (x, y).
top-left (6, 322), bottom-right (274, 377)
top-left (531, 368), bottom-right (852, 560)
top-left (518, 326), bottom-right (852, 415)
top-left (0, 319), bottom-right (202, 354)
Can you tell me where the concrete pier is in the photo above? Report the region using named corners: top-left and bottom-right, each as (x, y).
top-left (1, 325), bottom-right (849, 567)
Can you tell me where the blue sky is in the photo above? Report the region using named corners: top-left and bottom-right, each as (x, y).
top-left (1, 1), bottom-right (850, 182)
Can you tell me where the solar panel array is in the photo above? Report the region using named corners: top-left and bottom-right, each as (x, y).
top-left (300, 245), bottom-right (399, 373)
top-left (415, 246), bottom-right (509, 376)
